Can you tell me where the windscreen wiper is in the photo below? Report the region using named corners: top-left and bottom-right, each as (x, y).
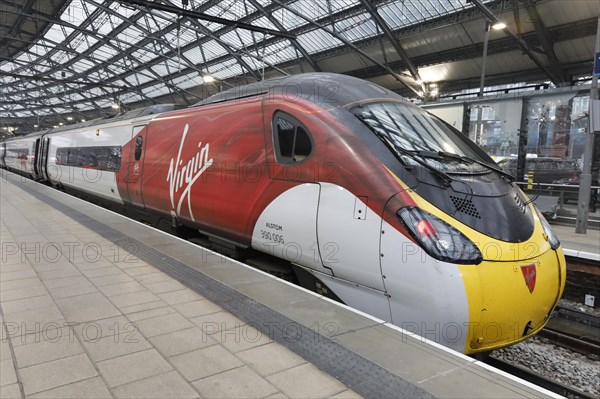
top-left (354, 114), bottom-right (453, 186)
top-left (434, 151), bottom-right (515, 182)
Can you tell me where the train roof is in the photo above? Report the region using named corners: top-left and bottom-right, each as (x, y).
top-left (195, 73), bottom-right (411, 109)
top-left (0, 104), bottom-right (176, 142)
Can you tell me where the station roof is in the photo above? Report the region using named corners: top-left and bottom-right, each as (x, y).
top-left (1, 0), bottom-right (597, 134)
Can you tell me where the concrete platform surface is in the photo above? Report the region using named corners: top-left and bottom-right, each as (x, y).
top-left (1, 171), bottom-right (561, 398)
top-left (553, 224), bottom-right (599, 261)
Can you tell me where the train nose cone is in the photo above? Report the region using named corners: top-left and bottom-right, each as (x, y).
top-left (464, 247), bottom-right (565, 352)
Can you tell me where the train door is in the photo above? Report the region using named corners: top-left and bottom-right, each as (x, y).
top-left (1, 142), bottom-right (5, 168)
top-left (126, 125), bottom-right (148, 208)
top-left (257, 106), bottom-right (329, 275)
top-left (38, 136), bottom-right (50, 180)
top-left (317, 182), bottom-right (391, 321)
top-left (33, 138), bottom-right (41, 178)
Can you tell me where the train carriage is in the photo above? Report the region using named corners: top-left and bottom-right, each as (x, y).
top-left (0, 73), bottom-right (565, 354)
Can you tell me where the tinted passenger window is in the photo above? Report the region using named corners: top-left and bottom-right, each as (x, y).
top-left (55, 146), bottom-right (121, 172)
top-left (134, 136), bottom-right (143, 161)
top-left (273, 112), bottom-right (313, 164)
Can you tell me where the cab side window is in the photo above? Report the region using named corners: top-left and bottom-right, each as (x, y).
top-left (273, 111), bottom-right (313, 165)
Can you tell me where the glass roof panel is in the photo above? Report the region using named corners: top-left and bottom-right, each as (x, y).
top-left (44, 24), bottom-right (74, 43)
top-left (211, 59), bottom-right (244, 80)
top-left (2, 0), bottom-right (500, 120)
top-left (297, 29), bottom-right (344, 53)
top-left (270, 8), bottom-right (305, 30)
top-left (205, 0), bottom-right (256, 20)
top-left (201, 40), bottom-right (230, 59)
top-left (61, 0), bottom-right (95, 24)
top-left (262, 41), bottom-right (298, 65)
top-left (334, 13), bottom-right (377, 42)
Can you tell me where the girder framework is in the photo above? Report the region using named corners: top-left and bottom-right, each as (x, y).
top-left (0, 0), bottom-right (595, 133)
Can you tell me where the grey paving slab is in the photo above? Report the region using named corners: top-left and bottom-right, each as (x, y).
top-left (42, 275), bottom-right (90, 289)
top-left (265, 392), bottom-right (288, 399)
top-left (192, 366), bottom-right (278, 398)
top-left (190, 311), bottom-right (246, 335)
top-left (60, 303), bottom-right (121, 323)
top-left (0, 269), bottom-right (37, 281)
top-left (0, 359), bottom-right (17, 387)
top-left (173, 299), bottom-right (222, 318)
top-left (96, 349), bottom-right (173, 388)
top-left (71, 315), bottom-right (133, 340)
top-left (28, 376), bottom-right (112, 398)
top-left (169, 345), bottom-right (243, 381)
top-left (81, 266), bottom-right (123, 278)
top-left (120, 300), bottom-right (169, 315)
top-left (158, 289), bottom-right (203, 305)
top-left (134, 312), bottom-right (194, 338)
top-left (143, 279), bottom-right (186, 294)
top-left (112, 370), bottom-right (199, 399)
top-left (97, 281), bottom-right (146, 297)
top-left (81, 332), bottom-right (153, 362)
top-left (72, 259), bottom-right (117, 271)
top-left (1, 294), bottom-right (54, 314)
top-left (0, 383), bottom-right (22, 399)
top-left (55, 292), bottom-right (115, 312)
top-left (134, 271), bottom-right (172, 284)
top-left (12, 331), bottom-right (85, 368)
top-left (219, 324), bottom-right (273, 353)
top-left (89, 273), bottom-right (135, 287)
top-left (109, 290), bottom-right (160, 309)
top-left (237, 343), bottom-right (307, 377)
top-left (125, 305), bottom-right (175, 322)
top-left (0, 339), bottom-right (11, 361)
top-left (123, 265), bottom-right (159, 277)
top-left (18, 353), bottom-right (98, 396)
top-left (2, 306), bottom-right (64, 330)
top-left (0, 263), bottom-right (34, 274)
top-left (36, 267), bottom-right (81, 281)
top-left (5, 325), bottom-right (70, 348)
top-left (0, 277), bottom-right (44, 291)
top-left (266, 363), bottom-right (347, 399)
top-left (46, 282), bottom-right (98, 299)
top-left (329, 389), bottom-right (362, 399)
top-left (32, 261), bottom-right (75, 272)
top-left (149, 327), bottom-right (215, 357)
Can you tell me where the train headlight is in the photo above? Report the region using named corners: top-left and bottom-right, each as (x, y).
top-left (397, 207), bottom-right (483, 264)
top-left (535, 207), bottom-right (560, 250)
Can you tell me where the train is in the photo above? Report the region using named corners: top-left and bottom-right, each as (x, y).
top-left (1, 73), bottom-right (566, 354)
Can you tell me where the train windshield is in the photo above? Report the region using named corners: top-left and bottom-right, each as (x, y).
top-left (353, 102), bottom-right (493, 174)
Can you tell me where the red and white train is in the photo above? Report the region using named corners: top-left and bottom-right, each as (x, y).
top-left (1, 73), bottom-right (565, 354)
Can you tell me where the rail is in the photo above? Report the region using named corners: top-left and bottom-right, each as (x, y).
top-left (485, 357), bottom-right (596, 399)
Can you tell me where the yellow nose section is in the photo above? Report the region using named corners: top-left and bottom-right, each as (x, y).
top-left (460, 247), bottom-right (566, 353)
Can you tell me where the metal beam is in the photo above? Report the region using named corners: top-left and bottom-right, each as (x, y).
top-left (522, 0), bottom-right (566, 83)
top-left (0, 71), bottom-right (124, 89)
top-left (118, 0), bottom-right (295, 39)
top-left (270, 0), bottom-right (421, 98)
top-left (359, 0), bottom-right (421, 83)
top-left (468, 0), bottom-right (563, 84)
top-left (246, 0), bottom-right (321, 72)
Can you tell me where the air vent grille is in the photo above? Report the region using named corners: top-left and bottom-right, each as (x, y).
top-left (450, 196), bottom-right (481, 219)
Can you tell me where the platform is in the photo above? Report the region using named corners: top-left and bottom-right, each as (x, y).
top-left (1, 171), bottom-right (560, 399)
top-left (552, 225), bottom-right (600, 262)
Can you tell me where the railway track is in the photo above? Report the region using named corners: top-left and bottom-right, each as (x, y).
top-left (539, 306), bottom-right (600, 356)
top-left (485, 357), bottom-right (596, 399)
